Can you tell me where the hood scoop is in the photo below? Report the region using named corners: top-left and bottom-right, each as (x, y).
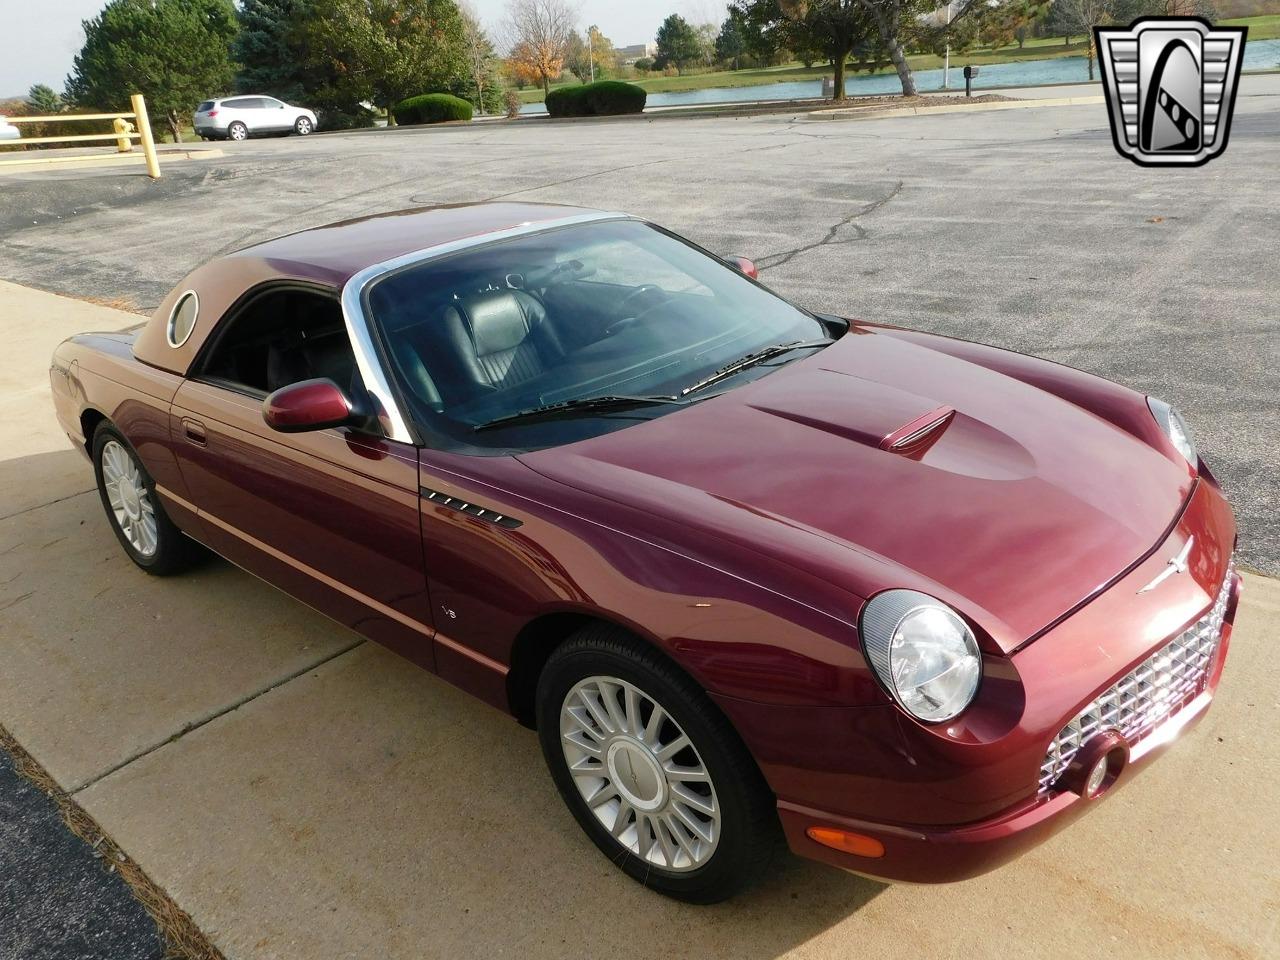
top-left (879, 406), bottom-right (955, 459)
top-left (746, 369), bottom-right (945, 451)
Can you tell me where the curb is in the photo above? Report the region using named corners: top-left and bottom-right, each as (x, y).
top-left (0, 147), bottom-right (224, 174)
top-left (803, 95), bottom-right (1106, 122)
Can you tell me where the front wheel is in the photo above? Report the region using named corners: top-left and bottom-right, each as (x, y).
top-left (227, 121), bottom-right (247, 141)
top-left (92, 423), bottom-right (205, 576)
top-left (536, 625), bottom-right (778, 902)
top-left (294, 116), bottom-right (313, 136)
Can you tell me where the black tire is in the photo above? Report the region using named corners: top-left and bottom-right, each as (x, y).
top-left (227, 121), bottom-right (247, 142)
top-left (91, 422), bottom-right (205, 576)
top-left (294, 116), bottom-right (313, 136)
top-left (536, 624), bottom-right (778, 903)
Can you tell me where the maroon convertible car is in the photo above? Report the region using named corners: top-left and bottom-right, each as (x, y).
top-left (50, 203), bottom-right (1238, 902)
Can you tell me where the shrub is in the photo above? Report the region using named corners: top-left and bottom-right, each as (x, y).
top-left (392, 93), bottom-right (473, 126)
top-left (545, 85), bottom-right (589, 117)
top-left (633, 57), bottom-right (653, 72)
top-left (503, 90), bottom-right (523, 120)
top-left (546, 80), bottom-right (646, 118)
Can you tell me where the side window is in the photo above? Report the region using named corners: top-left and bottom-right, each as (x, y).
top-left (197, 288), bottom-right (361, 397)
top-left (261, 97), bottom-right (284, 109)
top-left (222, 98), bottom-right (251, 110)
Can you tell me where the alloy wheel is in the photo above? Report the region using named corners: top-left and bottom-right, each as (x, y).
top-left (560, 675), bottom-right (721, 872)
top-left (229, 123), bottom-right (246, 141)
top-left (100, 439), bottom-right (158, 557)
top-left (296, 118), bottom-right (312, 135)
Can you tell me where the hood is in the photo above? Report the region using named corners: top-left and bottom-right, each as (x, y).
top-left (518, 329), bottom-right (1194, 653)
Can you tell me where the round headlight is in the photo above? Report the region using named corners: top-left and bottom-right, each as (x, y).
top-left (860, 591), bottom-right (982, 723)
top-left (1147, 397), bottom-right (1197, 467)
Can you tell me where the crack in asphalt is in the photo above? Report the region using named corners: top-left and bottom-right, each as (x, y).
top-left (756, 180), bottom-right (904, 270)
top-left (0, 488), bottom-right (96, 524)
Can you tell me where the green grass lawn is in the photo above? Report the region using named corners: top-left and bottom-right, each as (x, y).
top-left (1222, 14), bottom-right (1280, 39)
top-left (517, 14), bottom-right (1278, 104)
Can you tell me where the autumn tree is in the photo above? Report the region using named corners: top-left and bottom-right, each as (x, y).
top-left (505, 0), bottom-right (576, 96)
top-left (65, 0), bottom-right (237, 142)
top-left (565, 25), bottom-right (615, 82)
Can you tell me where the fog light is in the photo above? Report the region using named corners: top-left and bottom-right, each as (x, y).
top-left (1085, 755), bottom-right (1109, 797)
top-left (1064, 730), bottom-right (1129, 799)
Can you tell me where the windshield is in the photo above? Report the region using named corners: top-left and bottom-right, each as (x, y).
top-left (365, 218), bottom-right (835, 452)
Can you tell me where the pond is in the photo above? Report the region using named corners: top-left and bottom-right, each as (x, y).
top-left (521, 37), bottom-right (1280, 114)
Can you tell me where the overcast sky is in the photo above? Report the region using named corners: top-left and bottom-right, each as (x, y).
top-left (4, 0), bottom-right (731, 99)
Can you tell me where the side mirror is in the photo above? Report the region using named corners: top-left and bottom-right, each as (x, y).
top-left (263, 378), bottom-right (359, 433)
top-left (728, 256), bottom-right (759, 280)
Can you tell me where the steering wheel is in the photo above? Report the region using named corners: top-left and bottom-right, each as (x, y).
top-left (616, 284), bottom-right (665, 318)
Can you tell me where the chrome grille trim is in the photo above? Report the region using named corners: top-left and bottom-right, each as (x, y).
top-left (1038, 561), bottom-right (1234, 794)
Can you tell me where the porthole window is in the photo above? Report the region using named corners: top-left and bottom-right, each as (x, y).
top-left (167, 291), bottom-right (199, 347)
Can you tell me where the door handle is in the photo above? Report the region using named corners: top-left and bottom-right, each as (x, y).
top-left (182, 418), bottom-right (207, 445)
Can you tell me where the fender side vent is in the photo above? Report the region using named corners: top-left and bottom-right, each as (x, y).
top-left (420, 487), bottom-right (522, 528)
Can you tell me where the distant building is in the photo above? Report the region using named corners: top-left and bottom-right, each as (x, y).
top-left (617, 42), bottom-right (657, 64)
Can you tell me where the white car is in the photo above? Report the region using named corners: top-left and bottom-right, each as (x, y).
top-left (193, 96), bottom-right (316, 142)
top-left (0, 116), bottom-right (21, 141)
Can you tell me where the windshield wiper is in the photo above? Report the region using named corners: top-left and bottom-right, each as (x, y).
top-left (678, 339), bottom-right (832, 398)
top-left (473, 394), bottom-right (682, 432)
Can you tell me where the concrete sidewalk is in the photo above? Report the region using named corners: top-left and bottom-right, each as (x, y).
top-left (1, 281), bottom-right (1277, 959)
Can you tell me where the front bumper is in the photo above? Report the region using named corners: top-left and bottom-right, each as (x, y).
top-left (715, 479), bottom-right (1239, 883)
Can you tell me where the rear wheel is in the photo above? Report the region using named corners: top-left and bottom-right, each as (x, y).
top-left (294, 116), bottom-right (313, 136)
top-left (227, 121), bottom-right (247, 142)
top-left (92, 422), bottom-right (205, 576)
top-left (536, 624), bottom-right (778, 902)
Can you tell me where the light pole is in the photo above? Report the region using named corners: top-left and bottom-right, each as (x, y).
top-left (589, 27), bottom-right (595, 83)
top-left (942, 1), bottom-right (953, 90)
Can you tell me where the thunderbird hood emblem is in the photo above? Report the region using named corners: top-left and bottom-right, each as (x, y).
top-left (1139, 536), bottom-right (1195, 594)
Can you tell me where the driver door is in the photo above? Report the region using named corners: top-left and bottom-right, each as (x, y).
top-left (168, 284), bottom-right (435, 667)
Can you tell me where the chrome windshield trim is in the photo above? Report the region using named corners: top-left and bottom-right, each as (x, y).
top-left (340, 210), bottom-right (633, 444)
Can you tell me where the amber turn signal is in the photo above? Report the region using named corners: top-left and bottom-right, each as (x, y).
top-left (805, 826), bottom-right (886, 858)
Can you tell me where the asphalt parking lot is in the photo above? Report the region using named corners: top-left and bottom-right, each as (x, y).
top-left (1, 92), bottom-right (1278, 959)
top-left (2, 81), bottom-right (1277, 575)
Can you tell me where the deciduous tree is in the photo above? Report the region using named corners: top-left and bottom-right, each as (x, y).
top-left (459, 5), bottom-right (504, 113)
top-left (1048, 0), bottom-right (1112, 77)
top-left (505, 0), bottom-right (576, 96)
top-left (305, 0), bottom-right (469, 125)
top-left (565, 25), bottom-right (616, 81)
top-left (65, 0), bottom-right (237, 142)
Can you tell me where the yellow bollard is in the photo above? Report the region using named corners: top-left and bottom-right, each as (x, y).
top-left (130, 94), bottom-right (161, 180)
top-left (113, 117), bottom-right (135, 153)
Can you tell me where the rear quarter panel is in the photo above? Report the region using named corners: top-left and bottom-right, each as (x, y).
top-left (51, 332), bottom-right (196, 529)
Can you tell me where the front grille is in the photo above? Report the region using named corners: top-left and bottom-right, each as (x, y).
top-left (1038, 561), bottom-right (1234, 794)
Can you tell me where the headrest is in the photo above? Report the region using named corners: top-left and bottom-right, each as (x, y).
top-left (457, 290), bottom-right (532, 357)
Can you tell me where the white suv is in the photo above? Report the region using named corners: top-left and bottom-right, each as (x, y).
top-left (194, 96), bottom-right (317, 141)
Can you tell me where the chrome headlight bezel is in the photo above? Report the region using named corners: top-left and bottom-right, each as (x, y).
top-left (1147, 396), bottom-right (1198, 468)
top-left (859, 590), bottom-right (982, 723)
